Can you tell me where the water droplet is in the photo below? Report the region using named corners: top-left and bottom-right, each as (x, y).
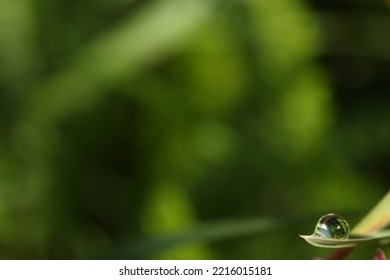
top-left (313, 213), bottom-right (350, 239)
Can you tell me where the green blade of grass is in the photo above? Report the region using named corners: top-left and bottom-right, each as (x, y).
top-left (300, 230), bottom-right (390, 248)
top-left (105, 217), bottom-right (287, 259)
top-left (352, 190), bottom-right (390, 234)
top-left (25, 0), bottom-right (216, 126)
top-left (301, 191), bottom-right (390, 249)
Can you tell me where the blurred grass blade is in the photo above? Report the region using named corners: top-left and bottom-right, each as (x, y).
top-left (352, 190), bottom-right (390, 234)
top-left (106, 218), bottom-right (286, 259)
top-left (300, 230), bottom-right (390, 248)
top-left (25, 0), bottom-right (216, 125)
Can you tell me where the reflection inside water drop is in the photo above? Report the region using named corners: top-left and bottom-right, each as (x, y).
top-left (313, 213), bottom-right (350, 239)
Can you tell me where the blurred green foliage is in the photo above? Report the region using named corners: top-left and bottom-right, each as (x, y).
top-left (0, 0), bottom-right (389, 259)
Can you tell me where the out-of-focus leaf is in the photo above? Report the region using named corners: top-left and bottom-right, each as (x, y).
top-left (107, 218), bottom-right (286, 259)
top-left (24, 0), bottom-right (216, 126)
top-left (352, 191), bottom-right (390, 234)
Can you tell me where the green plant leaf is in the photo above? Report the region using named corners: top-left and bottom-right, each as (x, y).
top-left (301, 191), bottom-right (390, 248)
top-left (105, 217), bottom-right (287, 259)
top-left (24, 0), bottom-right (217, 126)
top-left (300, 230), bottom-right (390, 248)
top-left (352, 191), bottom-right (390, 234)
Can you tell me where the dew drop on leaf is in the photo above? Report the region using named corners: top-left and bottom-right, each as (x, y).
top-left (313, 213), bottom-right (350, 239)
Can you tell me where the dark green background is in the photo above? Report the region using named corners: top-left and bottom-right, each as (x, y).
top-left (0, 0), bottom-right (389, 259)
